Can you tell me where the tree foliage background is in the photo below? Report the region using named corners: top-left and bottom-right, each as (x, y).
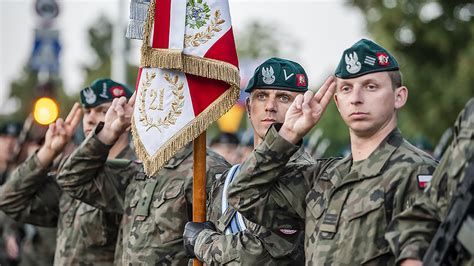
top-left (347, 0), bottom-right (474, 147)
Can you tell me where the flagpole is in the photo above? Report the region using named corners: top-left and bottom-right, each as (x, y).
top-left (193, 131), bottom-right (206, 266)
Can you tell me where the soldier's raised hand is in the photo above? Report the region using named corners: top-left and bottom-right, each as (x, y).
top-left (38, 102), bottom-right (83, 166)
top-left (99, 92), bottom-right (136, 145)
top-left (280, 76), bottom-right (336, 144)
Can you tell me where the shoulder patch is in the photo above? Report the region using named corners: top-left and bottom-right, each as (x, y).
top-left (279, 229), bottom-right (298, 235)
top-left (417, 174), bottom-right (432, 189)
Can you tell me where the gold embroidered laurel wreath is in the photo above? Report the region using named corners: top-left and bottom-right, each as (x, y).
top-left (139, 71), bottom-right (185, 132)
top-left (184, 10), bottom-right (225, 48)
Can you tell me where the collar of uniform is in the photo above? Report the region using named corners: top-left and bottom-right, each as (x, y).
top-left (326, 155), bottom-right (352, 186)
top-left (163, 143), bottom-right (193, 169)
top-left (117, 145), bottom-right (134, 160)
top-left (326, 128), bottom-right (402, 186)
top-left (354, 128), bottom-right (402, 179)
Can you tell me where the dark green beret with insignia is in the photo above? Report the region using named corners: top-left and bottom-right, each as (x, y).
top-left (80, 78), bottom-right (134, 108)
top-left (335, 39), bottom-right (399, 79)
top-left (245, 57), bottom-right (308, 93)
top-left (0, 121), bottom-right (22, 137)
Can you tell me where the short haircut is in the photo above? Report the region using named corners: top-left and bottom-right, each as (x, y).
top-left (387, 70), bottom-right (403, 89)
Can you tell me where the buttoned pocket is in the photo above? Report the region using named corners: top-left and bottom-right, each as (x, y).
top-left (345, 187), bottom-right (384, 221)
top-left (338, 185), bottom-right (388, 264)
top-left (77, 203), bottom-right (108, 246)
top-left (305, 188), bottom-right (325, 242)
top-left (154, 180), bottom-right (186, 244)
top-left (128, 185), bottom-right (141, 209)
top-left (306, 188), bottom-right (325, 220)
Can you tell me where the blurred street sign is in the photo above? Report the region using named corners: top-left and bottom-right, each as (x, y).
top-left (29, 29), bottom-right (61, 74)
top-left (35, 0), bottom-right (59, 19)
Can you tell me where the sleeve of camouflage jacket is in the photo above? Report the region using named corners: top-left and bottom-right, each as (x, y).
top-left (228, 125), bottom-right (311, 230)
top-left (386, 99), bottom-right (474, 264)
top-left (386, 136), bottom-right (473, 262)
top-left (56, 127), bottom-right (138, 213)
top-left (0, 153), bottom-right (60, 227)
top-left (194, 228), bottom-right (270, 264)
top-left (385, 149), bottom-right (447, 264)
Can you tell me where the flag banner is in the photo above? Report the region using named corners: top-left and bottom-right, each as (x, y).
top-left (140, 0), bottom-right (187, 69)
top-left (132, 0), bottom-right (239, 176)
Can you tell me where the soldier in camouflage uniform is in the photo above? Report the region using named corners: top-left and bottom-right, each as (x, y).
top-left (56, 85), bottom-right (230, 265)
top-left (0, 79), bottom-right (135, 265)
top-left (227, 39), bottom-right (438, 265)
top-left (386, 97), bottom-right (474, 266)
top-left (183, 58), bottom-right (312, 265)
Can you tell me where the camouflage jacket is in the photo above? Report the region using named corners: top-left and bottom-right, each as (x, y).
top-left (0, 145), bottom-right (135, 266)
top-left (56, 128), bottom-right (230, 265)
top-left (228, 126), bottom-right (438, 265)
top-left (195, 146), bottom-right (313, 265)
top-left (386, 98), bottom-right (474, 265)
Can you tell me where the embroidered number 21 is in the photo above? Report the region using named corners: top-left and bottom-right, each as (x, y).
top-left (149, 88), bottom-right (165, 111)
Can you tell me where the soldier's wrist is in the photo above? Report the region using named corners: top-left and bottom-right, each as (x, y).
top-left (95, 122), bottom-right (120, 145)
top-left (36, 146), bottom-right (58, 167)
top-left (279, 125), bottom-right (302, 144)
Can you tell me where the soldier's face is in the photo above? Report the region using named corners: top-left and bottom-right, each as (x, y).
top-left (247, 89), bottom-right (299, 142)
top-left (0, 136), bottom-right (16, 162)
top-left (334, 72), bottom-right (407, 138)
top-left (82, 102), bottom-right (112, 136)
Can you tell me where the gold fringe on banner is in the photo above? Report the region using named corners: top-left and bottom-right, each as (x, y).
top-left (140, 48), bottom-right (183, 69)
top-left (131, 85), bottom-right (240, 177)
top-left (140, 0), bottom-right (184, 69)
top-left (183, 55), bottom-right (240, 88)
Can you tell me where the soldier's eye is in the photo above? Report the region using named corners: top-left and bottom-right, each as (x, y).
top-left (340, 86), bottom-right (351, 94)
top-left (256, 93), bottom-right (267, 101)
top-left (279, 95), bottom-right (290, 103)
top-left (366, 84), bottom-right (377, 91)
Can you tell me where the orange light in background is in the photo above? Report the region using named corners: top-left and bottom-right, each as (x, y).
top-left (33, 97), bottom-right (59, 125)
top-left (217, 104), bottom-right (245, 133)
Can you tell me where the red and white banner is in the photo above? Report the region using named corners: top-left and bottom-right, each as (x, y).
top-left (132, 0), bottom-right (239, 175)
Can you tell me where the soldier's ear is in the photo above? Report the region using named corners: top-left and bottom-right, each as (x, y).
top-left (394, 86), bottom-right (408, 110)
top-left (245, 97), bottom-right (251, 117)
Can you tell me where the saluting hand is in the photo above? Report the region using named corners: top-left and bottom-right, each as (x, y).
top-left (38, 102), bottom-right (83, 166)
top-left (99, 92), bottom-right (137, 145)
top-left (280, 76), bottom-right (336, 144)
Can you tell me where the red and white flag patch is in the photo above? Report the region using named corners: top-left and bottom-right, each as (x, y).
top-left (110, 86), bottom-right (125, 97)
top-left (417, 175), bottom-right (432, 189)
top-left (296, 74), bottom-right (306, 87)
top-left (377, 52), bottom-right (390, 66)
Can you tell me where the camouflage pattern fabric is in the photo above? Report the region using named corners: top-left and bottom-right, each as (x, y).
top-left (386, 98), bottom-right (474, 265)
top-left (0, 212), bottom-right (24, 266)
top-left (0, 145), bottom-right (135, 265)
top-left (228, 125), bottom-right (437, 265)
top-left (19, 226), bottom-right (57, 266)
top-left (56, 127), bottom-right (230, 265)
top-left (194, 146), bottom-right (313, 265)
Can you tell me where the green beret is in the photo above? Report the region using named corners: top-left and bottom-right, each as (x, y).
top-left (335, 39), bottom-right (399, 79)
top-left (0, 122), bottom-right (22, 137)
top-left (245, 57), bottom-right (308, 93)
top-left (80, 78), bottom-right (134, 108)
